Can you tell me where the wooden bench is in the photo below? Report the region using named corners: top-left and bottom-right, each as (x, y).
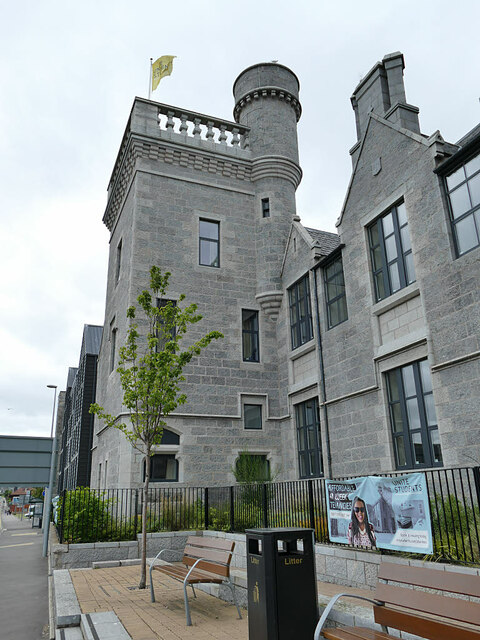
top-left (149, 535), bottom-right (242, 626)
top-left (314, 561), bottom-right (480, 640)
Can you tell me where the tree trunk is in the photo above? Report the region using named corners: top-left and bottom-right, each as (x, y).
top-left (139, 452), bottom-right (150, 589)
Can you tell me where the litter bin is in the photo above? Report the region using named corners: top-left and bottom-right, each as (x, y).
top-left (246, 527), bottom-right (318, 639)
top-left (32, 503), bottom-right (44, 529)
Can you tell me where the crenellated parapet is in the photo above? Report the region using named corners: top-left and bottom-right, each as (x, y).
top-left (233, 86), bottom-right (302, 123)
top-left (103, 98), bottom-right (253, 232)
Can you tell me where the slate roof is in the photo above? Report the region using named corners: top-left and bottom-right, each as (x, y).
top-left (456, 123), bottom-right (480, 148)
top-left (305, 227), bottom-right (341, 257)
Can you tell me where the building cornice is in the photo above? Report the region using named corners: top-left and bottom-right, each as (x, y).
top-left (103, 135), bottom-right (254, 231)
top-left (251, 155), bottom-right (302, 189)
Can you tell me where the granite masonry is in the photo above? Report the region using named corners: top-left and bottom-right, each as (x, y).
top-left (90, 53), bottom-right (480, 488)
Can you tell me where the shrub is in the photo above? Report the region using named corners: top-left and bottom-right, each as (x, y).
top-left (60, 487), bottom-right (113, 543)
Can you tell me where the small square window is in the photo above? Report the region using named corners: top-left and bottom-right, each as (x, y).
top-left (235, 453), bottom-right (270, 482)
top-left (244, 404), bottom-right (262, 429)
top-left (145, 454), bottom-right (178, 482)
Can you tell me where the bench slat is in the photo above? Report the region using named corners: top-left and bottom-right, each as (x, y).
top-left (374, 605), bottom-right (480, 640)
top-left (186, 536), bottom-right (234, 552)
top-left (183, 557), bottom-right (230, 577)
top-left (322, 627), bottom-right (392, 640)
top-left (378, 562), bottom-right (480, 598)
top-left (154, 564), bottom-right (224, 584)
top-left (375, 583), bottom-right (480, 626)
top-left (183, 545), bottom-right (232, 565)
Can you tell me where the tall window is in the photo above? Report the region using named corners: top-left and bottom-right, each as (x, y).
top-left (242, 309), bottom-right (259, 362)
top-left (386, 360), bottom-right (443, 470)
top-left (445, 153), bottom-right (480, 256)
top-left (115, 240), bottom-right (122, 283)
top-left (261, 198), bottom-right (270, 218)
top-left (199, 219), bottom-right (220, 267)
top-left (146, 454), bottom-right (178, 482)
top-left (368, 202), bottom-right (415, 302)
top-left (109, 319), bottom-right (117, 373)
top-left (288, 275), bottom-right (313, 349)
top-left (295, 398), bottom-right (323, 478)
top-left (324, 254), bottom-right (348, 328)
top-left (156, 298), bottom-right (176, 351)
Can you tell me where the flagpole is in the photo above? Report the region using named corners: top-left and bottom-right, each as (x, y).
top-left (148, 58), bottom-right (153, 100)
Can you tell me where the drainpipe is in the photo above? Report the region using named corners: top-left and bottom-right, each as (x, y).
top-left (312, 266), bottom-right (332, 477)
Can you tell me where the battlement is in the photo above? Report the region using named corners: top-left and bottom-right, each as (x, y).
top-left (103, 98), bottom-right (252, 231)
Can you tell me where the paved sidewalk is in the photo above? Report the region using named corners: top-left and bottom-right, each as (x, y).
top-left (70, 565), bottom-right (248, 640)
top-left (0, 504), bottom-right (49, 639)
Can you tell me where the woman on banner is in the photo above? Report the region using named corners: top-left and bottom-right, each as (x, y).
top-left (347, 497), bottom-right (376, 548)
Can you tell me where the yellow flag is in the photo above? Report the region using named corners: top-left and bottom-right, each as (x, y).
top-left (151, 55), bottom-right (175, 91)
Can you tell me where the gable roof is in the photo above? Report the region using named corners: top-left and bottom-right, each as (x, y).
top-left (336, 112), bottom-right (437, 227)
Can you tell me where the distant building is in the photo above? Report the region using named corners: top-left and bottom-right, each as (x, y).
top-left (91, 53), bottom-right (480, 488)
top-left (57, 324), bottom-right (102, 490)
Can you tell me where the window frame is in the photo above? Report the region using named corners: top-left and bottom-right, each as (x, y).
top-left (115, 239), bottom-right (122, 284)
top-left (244, 404), bottom-right (262, 430)
top-left (368, 202), bottom-right (415, 302)
top-left (385, 360), bottom-right (443, 470)
top-left (199, 218), bottom-right (220, 268)
top-left (323, 253), bottom-right (348, 329)
top-left (109, 319), bottom-right (117, 373)
top-left (261, 198), bottom-right (270, 218)
top-left (295, 398), bottom-right (323, 479)
top-left (288, 274), bottom-right (314, 350)
top-left (145, 454), bottom-right (179, 482)
top-left (242, 309), bottom-right (260, 362)
top-left (443, 152), bottom-right (480, 257)
top-left (234, 453), bottom-right (270, 482)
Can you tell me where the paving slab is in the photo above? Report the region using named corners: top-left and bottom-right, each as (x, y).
top-left (70, 564), bottom-right (248, 639)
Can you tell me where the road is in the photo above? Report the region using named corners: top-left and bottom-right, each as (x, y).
top-left (0, 497), bottom-right (49, 639)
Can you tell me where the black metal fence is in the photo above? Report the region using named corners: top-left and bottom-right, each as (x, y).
top-left (56, 466), bottom-right (480, 565)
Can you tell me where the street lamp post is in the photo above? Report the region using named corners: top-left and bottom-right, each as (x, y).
top-left (42, 384), bottom-right (58, 558)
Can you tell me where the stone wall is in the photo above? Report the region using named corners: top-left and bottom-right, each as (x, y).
top-left (50, 528), bottom-right (480, 593)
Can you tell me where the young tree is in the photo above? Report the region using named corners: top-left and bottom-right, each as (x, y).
top-left (90, 266), bottom-right (223, 588)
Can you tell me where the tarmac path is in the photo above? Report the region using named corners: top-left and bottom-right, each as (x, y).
top-left (0, 497), bottom-right (49, 639)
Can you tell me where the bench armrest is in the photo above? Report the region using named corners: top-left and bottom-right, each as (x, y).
top-left (314, 593), bottom-right (384, 640)
top-left (150, 548), bottom-right (183, 569)
top-left (184, 557), bottom-right (219, 585)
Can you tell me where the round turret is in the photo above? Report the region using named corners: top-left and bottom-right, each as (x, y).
top-left (233, 63), bottom-right (301, 164)
top-left (232, 63), bottom-right (303, 318)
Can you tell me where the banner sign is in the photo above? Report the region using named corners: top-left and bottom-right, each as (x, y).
top-left (325, 474), bottom-right (433, 554)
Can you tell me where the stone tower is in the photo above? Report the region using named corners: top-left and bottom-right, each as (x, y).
top-left (92, 62), bottom-right (304, 488)
top-left (233, 63), bottom-right (302, 318)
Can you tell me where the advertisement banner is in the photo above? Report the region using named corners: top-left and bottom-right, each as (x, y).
top-left (325, 474), bottom-right (433, 554)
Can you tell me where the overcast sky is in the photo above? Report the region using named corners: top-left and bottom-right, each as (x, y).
top-left (1, 0), bottom-right (479, 438)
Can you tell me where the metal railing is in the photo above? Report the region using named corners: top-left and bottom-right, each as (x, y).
top-left (56, 466), bottom-right (480, 565)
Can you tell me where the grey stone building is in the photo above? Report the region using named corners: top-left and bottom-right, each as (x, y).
top-left (58, 324), bottom-right (103, 490)
top-left (91, 53), bottom-right (480, 488)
